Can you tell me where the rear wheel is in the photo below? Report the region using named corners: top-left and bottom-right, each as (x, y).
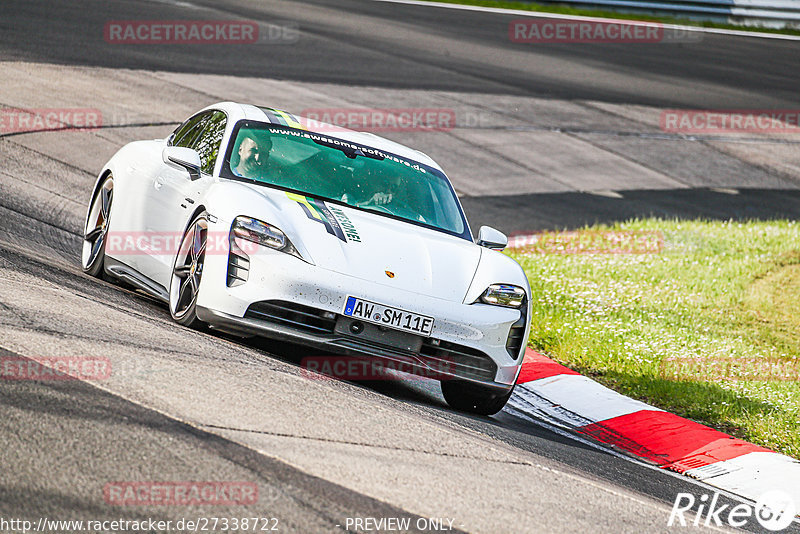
top-left (440, 380), bottom-right (515, 416)
top-left (169, 213), bottom-right (208, 329)
top-left (82, 175), bottom-right (113, 278)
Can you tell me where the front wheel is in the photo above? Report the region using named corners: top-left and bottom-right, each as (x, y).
top-left (440, 380), bottom-right (515, 416)
top-left (81, 175), bottom-right (114, 278)
top-left (169, 213), bottom-right (208, 329)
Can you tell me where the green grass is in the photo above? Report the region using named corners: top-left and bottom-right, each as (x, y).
top-left (421, 0), bottom-right (800, 36)
top-left (509, 219), bottom-right (800, 459)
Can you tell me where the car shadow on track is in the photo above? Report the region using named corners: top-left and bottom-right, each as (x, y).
top-left (240, 334), bottom-right (606, 455)
top-left (243, 336), bottom-right (447, 405)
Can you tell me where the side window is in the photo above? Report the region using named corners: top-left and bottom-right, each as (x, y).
top-left (192, 111), bottom-right (227, 175)
top-left (170, 113), bottom-right (208, 147)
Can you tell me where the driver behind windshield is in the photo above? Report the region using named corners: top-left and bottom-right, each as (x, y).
top-left (233, 135), bottom-right (273, 178)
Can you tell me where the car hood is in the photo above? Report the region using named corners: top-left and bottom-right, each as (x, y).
top-left (257, 187), bottom-right (481, 303)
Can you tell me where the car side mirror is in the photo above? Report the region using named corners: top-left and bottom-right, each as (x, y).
top-left (163, 146), bottom-right (201, 180)
top-left (476, 226), bottom-right (508, 251)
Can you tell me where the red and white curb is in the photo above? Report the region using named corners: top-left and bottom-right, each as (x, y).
top-left (508, 349), bottom-right (800, 516)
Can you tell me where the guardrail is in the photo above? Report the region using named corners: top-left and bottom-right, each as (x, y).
top-left (534, 0), bottom-right (800, 28)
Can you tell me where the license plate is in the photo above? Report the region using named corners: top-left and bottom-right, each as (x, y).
top-left (343, 296), bottom-right (435, 336)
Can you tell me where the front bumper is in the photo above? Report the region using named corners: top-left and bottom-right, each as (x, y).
top-left (196, 238), bottom-right (526, 388)
top-left (196, 305), bottom-right (514, 393)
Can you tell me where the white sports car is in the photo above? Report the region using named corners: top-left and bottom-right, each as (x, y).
top-left (82, 102), bottom-right (531, 415)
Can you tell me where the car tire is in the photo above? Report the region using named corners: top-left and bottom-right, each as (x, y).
top-left (440, 380), bottom-right (515, 416)
top-left (169, 212), bottom-right (208, 329)
top-left (82, 174), bottom-right (114, 279)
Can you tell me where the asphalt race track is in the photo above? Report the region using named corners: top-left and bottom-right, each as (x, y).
top-left (1, 0), bottom-right (799, 532)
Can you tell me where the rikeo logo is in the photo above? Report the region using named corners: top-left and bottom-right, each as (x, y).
top-left (668, 490), bottom-right (796, 531)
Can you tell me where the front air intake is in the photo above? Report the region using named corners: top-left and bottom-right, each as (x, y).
top-left (506, 297), bottom-right (528, 359)
top-left (226, 238), bottom-right (250, 287)
top-left (419, 339), bottom-right (497, 381)
top-left (244, 301), bottom-right (336, 334)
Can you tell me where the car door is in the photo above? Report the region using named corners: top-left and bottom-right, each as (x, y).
top-left (115, 113), bottom-right (205, 277)
top-left (142, 110), bottom-right (227, 287)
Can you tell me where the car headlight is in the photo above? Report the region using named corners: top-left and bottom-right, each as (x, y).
top-left (480, 284), bottom-right (526, 308)
top-left (231, 216), bottom-right (303, 259)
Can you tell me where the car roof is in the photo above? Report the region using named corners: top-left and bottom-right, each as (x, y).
top-left (201, 101), bottom-right (444, 173)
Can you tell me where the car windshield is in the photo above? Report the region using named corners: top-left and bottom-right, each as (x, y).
top-left (221, 121), bottom-right (468, 238)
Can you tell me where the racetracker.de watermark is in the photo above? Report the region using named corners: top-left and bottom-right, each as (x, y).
top-left (0, 108), bottom-right (101, 134)
top-left (660, 110), bottom-right (800, 134)
top-left (660, 356), bottom-right (799, 382)
top-left (508, 230), bottom-right (663, 254)
top-left (509, 19), bottom-right (701, 43)
top-left (0, 517), bottom-right (280, 532)
top-left (301, 356), bottom-right (458, 381)
top-left (299, 108), bottom-right (459, 132)
top-left (104, 20), bottom-right (299, 44)
top-left (0, 356), bottom-right (111, 381)
top-left (104, 481), bottom-right (258, 506)
top-left (105, 231), bottom-right (269, 256)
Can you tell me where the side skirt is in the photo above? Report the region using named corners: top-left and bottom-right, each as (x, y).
top-left (104, 258), bottom-right (170, 302)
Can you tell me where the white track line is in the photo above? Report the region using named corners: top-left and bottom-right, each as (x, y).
top-left (374, 0), bottom-right (800, 40)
